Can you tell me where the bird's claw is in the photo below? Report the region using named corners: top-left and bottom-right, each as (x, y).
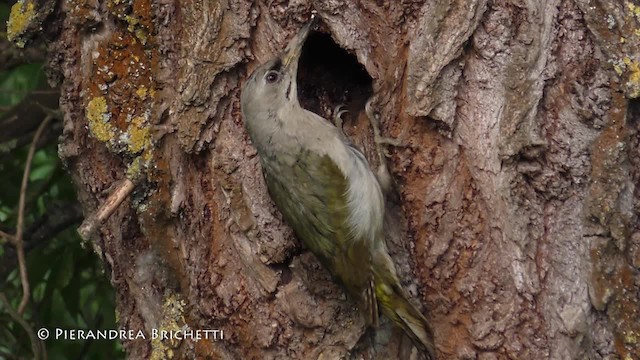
top-left (365, 97), bottom-right (408, 193)
top-left (377, 136), bottom-right (405, 152)
top-left (365, 99), bottom-right (406, 159)
top-left (333, 104), bottom-right (349, 131)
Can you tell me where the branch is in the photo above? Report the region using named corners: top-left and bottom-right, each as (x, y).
top-left (0, 37), bottom-right (46, 72)
top-left (77, 178), bottom-right (136, 241)
top-left (25, 202), bottom-right (83, 247)
top-left (0, 202), bottom-right (83, 282)
top-left (0, 292), bottom-right (44, 360)
top-left (14, 115), bottom-right (54, 315)
top-left (0, 230), bottom-right (16, 244)
top-left (0, 87), bottom-right (60, 144)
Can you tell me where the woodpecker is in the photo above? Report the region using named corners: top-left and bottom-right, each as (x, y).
top-left (241, 14), bottom-right (435, 359)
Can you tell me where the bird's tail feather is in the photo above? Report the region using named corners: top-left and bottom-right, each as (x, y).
top-left (376, 280), bottom-right (436, 359)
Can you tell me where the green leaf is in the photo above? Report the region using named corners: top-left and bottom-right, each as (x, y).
top-left (50, 289), bottom-right (67, 319)
top-left (54, 250), bottom-right (74, 289)
top-left (50, 183), bottom-right (59, 197)
top-left (0, 63), bottom-right (46, 107)
top-left (0, 207), bottom-right (9, 222)
top-left (30, 163), bottom-right (56, 181)
top-left (31, 281), bottom-right (46, 302)
top-left (37, 195), bottom-right (45, 213)
top-left (79, 283), bottom-right (97, 310)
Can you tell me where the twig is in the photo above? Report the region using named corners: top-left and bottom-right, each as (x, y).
top-left (0, 230), bottom-right (16, 243)
top-left (77, 178), bottom-right (136, 241)
top-left (0, 292), bottom-right (44, 360)
top-left (35, 102), bottom-right (64, 121)
top-left (0, 202), bottom-right (83, 281)
top-left (15, 115), bottom-right (53, 315)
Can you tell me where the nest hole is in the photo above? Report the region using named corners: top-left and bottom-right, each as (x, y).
top-left (297, 32), bottom-right (372, 120)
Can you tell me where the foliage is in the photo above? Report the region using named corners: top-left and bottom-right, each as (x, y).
top-left (0, 3), bottom-right (123, 358)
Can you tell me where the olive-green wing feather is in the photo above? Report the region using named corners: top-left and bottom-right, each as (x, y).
top-left (262, 150), bottom-right (378, 326)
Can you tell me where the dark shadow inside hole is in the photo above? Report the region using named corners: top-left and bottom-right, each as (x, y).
top-left (297, 32), bottom-right (373, 119)
top-left (629, 98), bottom-right (639, 126)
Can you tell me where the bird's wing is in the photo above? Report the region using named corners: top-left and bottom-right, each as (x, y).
top-left (263, 150), bottom-right (378, 326)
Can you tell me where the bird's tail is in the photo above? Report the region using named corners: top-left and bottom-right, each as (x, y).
top-left (374, 260), bottom-right (436, 359)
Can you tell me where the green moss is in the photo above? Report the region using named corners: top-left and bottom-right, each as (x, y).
top-left (7, 0), bottom-right (36, 48)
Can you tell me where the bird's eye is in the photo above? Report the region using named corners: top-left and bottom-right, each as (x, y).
top-left (265, 71), bottom-right (279, 83)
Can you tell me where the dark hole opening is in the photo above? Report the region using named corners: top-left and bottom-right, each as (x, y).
top-left (297, 32), bottom-right (373, 120)
top-left (629, 98), bottom-right (639, 126)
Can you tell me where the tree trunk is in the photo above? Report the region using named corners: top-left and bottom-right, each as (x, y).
top-left (14, 0), bottom-right (639, 358)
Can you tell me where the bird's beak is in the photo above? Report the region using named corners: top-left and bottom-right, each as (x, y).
top-left (281, 14), bottom-right (318, 70)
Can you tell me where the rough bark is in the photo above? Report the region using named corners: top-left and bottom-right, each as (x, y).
top-left (11, 0), bottom-right (640, 358)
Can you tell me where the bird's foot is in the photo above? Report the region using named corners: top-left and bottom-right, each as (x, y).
top-left (364, 98), bottom-right (407, 160)
top-left (376, 135), bottom-right (405, 150)
top-left (332, 104), bottom-right (349, 134)
top-left (365, 98), bottom-right (408, 194)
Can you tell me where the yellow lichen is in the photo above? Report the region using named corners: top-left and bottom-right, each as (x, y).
top-left (627, 61), bottom-right (640, 98)
top-left (7, 0), bottom-right (36, 48)
top-left (150, 294), bottom-right (187, 360)
top-left (614, 63), bottom-right (624, 76)
top-left (134, 29), bottom-right (148, 45)
top-left (127, 116), bottom-right (150, 153)
top-left (627, 2), bottom-right (640, 20)
top-left (126, 156), bottom-right (144, 181)
top-left (624, 330), bottom-right (638, 345)
top-left (125, 14), bottom-right (139, 32)
top-left (136, 86), bottom-right (148, 99)
top-left (86, 97), bottom-right (115, 142)
top-left (628, 61), bottom-right (640, 83)
top-left (123, 14), bottom-right (148, 44)
top-left (142, 148), bottom-right (154, 163)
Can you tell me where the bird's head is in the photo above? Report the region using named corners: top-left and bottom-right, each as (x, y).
top-left (241, 14), bottom-right (318, 119)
